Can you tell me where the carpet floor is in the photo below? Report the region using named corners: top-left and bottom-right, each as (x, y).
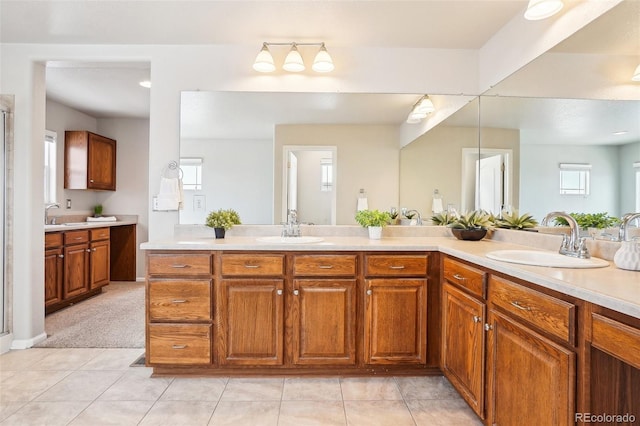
top-left (36, 281), bottom-right (145, 348)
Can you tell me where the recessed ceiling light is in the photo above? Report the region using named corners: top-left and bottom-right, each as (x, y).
top-left (613, 130), bottom-right (628, 135)
top-left (139, 80), bottom-right (151, 88)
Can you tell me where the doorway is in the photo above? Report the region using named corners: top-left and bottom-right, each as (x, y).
top-left (461, 148), bottom-right (512, 215)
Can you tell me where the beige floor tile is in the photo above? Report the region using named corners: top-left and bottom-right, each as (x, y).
top-left (407, 399), bottom-right (483, 426)
top-left (0, 370), bottom-right (72, 402)
top-left (160, 377), bottom-right (228, 401)
top-left (33, 348), bottom-right (106, 370)
top-left (395, 376), bottom-right (460, 400)
top-left (0, 370), bottom-right (16, 382)
top-left (78, 348), bottom-right (145, 371)
top-left (340, 377), bottom-right (402, 401)
top-left (208, 401), bottom-right (280, 426)
top-left (343, 400), bottom-right (415, 426)
top-left (1, 400), bottom-right (90, 425)
top-left (0, 402), bottom-right (26, 422)
top-left (282, 377), bottom-right (343, 401)
top-left (279, 400), bottom-right (347, 426)
top-left (139, 400), bottom-right (217, 426)
top-left (69, 400), bottom-right (155, 426)
top-left (36, 370), bottom-right (124, 401)
top-left (98, 370), bottom-right (173, 401)
top-left (220, 378), bottom-right (283, 401)
top-left (0, 348), bottom-right (52, 371)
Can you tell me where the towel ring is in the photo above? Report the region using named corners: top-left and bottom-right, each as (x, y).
top-left (161, 161), bottom-right (184, 179)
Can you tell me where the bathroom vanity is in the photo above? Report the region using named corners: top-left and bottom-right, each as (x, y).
top-left (142, 231), bottom-right (640, 425)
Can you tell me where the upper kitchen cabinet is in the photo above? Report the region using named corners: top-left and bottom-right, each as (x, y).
top-left (64, 131), bottom-right (116, 191)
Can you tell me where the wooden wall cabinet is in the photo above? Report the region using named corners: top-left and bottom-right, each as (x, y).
top-left (64, 130), bottom-right (116, 191)
top-left (364, 254), bottom-right (428, 365)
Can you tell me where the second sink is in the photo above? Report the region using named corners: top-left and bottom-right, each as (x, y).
top-left (486, 249), bottom-right (609, 269)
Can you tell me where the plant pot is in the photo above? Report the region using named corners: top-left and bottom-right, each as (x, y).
top-left (451, 228), bottom-right (487, 241)
top-left (368, 226), bottom-right (382, 240)
top-left (214, 227), bottom-right (226, 239)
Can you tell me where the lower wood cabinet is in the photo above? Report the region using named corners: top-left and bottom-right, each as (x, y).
top-left (63, 231), bottom-right (90, 299)
top-left (44, 233), bottom-right (64, 308)
top-left (148, 323), bottom-right (212, 365)
top-left (89, 228), bottom-right (110, 290)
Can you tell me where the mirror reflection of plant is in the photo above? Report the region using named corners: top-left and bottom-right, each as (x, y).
top-left (447, 210), bottom-right (495, 231)
top-left (494, 210), bottom-right (538, 230)
top-left (431, 212), bottom-right (458, 226)
top-left (355, 209), bottom-right (392, 228)
top-left (553, 212), bottom-right (619, 230)
top-left (205, 208), bottom-right (241, 230)
top-left (389, 207), bottom-right (398, 220)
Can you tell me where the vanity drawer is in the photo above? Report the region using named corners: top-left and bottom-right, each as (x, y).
top-left (148, 324), bottom-right (211, 365)
top-left (293, 254), bottom-right (357, 276)
top-left (489, 276), bottom-right (575, 344)
top-left (45, 232), bottom-right (63, 249)
top-left (591, 313), bottom-right (640, 369)
top-left (64, 230), bottom-right (89, 245)
top-left (221, 254), bottom-right (285, 276)
top-left (90, 227), bottom-right (110, 241)
top-left (364, 254), bottom-right (428, 276)
top-left (148, 279), bottom-right (212, 321)
top-left (147, 253), bottom-right (212, 276)
top-left (443, 257), bottom-right (486, 298)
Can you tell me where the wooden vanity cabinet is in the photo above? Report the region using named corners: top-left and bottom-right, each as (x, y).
top-left (146, 252), bottom-right (213, 366)
top-left (218, 254), bottom-right (285, 366)
top-left (441, 257), bottom-right (487, 418)
top-left (364, 254), bottom-right (428, 364)
top-left (291, 254), bottom-right (358, 365)
top-left (44, 232), bottom-right (64, 308)
top-left (64, 130), bottom-right (116, 191)
top-left (63, 230), bottom-right (90, 299)
top-left (89, 228), bottom-right (110, 289)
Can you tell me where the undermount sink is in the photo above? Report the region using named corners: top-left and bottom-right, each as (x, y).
top-left (256, 236), bottom-right (324, 244)
top-left (486, 249), bottom-right (609, 269)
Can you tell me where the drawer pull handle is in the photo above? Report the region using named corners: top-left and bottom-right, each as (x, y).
top-left (170, 264), bottom-right (188, 269)
top-left (74, 237), bottom-right (83, 240)
top-left (172, 344), bottom-right (187, 349)
top-left (473, 316), bottom-right (482, 323)
top-left (510, 301), bottom-right (531, 311)
top-left (318, 265), bottom-right (333, 269)
top-left (389, 265), bottom-right (405, 269)
top-left (276, 289), bottom-right (283, 296)
top-left (172, 299), bottom-right (187, 304)
top-left (244, 264), bottom-right (260, 268)
top-left (293, 290), bottom-right (299, 296)
top-left (453, 273), bottom-right (466, 281)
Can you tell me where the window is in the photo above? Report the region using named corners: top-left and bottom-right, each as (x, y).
top-left (320, 158), bottom-right (333, 191)
top-left (559, 163), bottom-right (591, 196)
top-left (44, 130), bottom-right (57, 203)
top-left (180, 157), bottom-right (203, 190)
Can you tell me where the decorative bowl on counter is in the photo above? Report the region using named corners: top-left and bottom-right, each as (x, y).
top-left (450, 228), bottom-right (487, 241)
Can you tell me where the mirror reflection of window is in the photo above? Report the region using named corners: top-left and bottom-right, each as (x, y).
top-left (180, 157), bottom-right (203, 191)
top-left (559, 163), bottom-right (591, 196)
top-left (320, 158), bottom-right (333, 192)
top-left (44, 130), bottom-right (57, 203)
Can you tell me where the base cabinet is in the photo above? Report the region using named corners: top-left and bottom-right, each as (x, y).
top-left (44, 235), bottom-right (64, 308)
top-left (89, 228), bottom-right (110, 290)
top-left (63, 235), bottom-right (90, 299)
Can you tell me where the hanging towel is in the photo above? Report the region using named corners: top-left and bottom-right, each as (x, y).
top-left (357, 196), bottom-right (368, 212)
top-left (432, 197), bottom-right (444, 214)
top-left (178, 178), bottom-right (185, 210)
top-left (156, 177), bottom-right (181, 210)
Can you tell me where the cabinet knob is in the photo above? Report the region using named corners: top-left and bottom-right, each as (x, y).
top-left (90, 179), bottom-right (95, 183)
top-left (473, 315), bottom-right (482, 323)
top-left (86, 248), bottom-right (91, 253)
top-left (366, 289), bottom-right (372, 295)
top-left (276, 289), bottom-right (283, 296)
top-left (58, 254), bottom-right (64, 258)
top-left (484, 324), bottom-right (493, 331)
top-left (293, 290), bottom-right (299, 296)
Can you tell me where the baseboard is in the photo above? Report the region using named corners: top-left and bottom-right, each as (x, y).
top-left (10, 332), bottom-right (47, 350)
top-left (136, 277), bottom-right (145, 282)
top-left (0, 332), bottom-right (13, 354)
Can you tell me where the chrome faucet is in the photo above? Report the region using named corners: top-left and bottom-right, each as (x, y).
top-left (618, 213), bottom-right (640, 242)
top-left (282, 209), bottom-right (301, 237)
top-left (541, 211), bottom-right (590, 258)
top-left (45, 203), bottom-right (60, 225)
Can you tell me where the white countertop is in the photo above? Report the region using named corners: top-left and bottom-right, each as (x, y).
top-left (45, 219), bottom-right (137, 232)
top-left (141, 234), bottom-right (640, 320)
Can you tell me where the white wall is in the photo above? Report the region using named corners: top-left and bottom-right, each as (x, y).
top-left (294, 150), bottom-right (333, 225)
top-left (618, 141), bottom-right (640, 215)
top-left (180, 138), bottom-right (273, 225)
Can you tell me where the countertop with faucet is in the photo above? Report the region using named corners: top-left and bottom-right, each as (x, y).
top-left (45, 215), bottom-right (138, 232)
top-left (141, 225), bottom-right (640, 320)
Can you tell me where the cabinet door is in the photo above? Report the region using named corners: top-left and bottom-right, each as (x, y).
top-left (486, 310), bottom-right (575, 426)
top-left (44, 247), bottom-right (63, 307)
top-left (292, 279), bottom-right (357, 365)
top-left (364, 278), bottom-right (427, 364)
top-left (63, 243), bottom-right (90, 298)
top-left (218, 278), bottom-right (284, 365)
top-left (442, 283), bottom-right (485, 418)
top-left (90, 240), bottom-right (110, 289)
top-left (87, 133), bottom-right (116, 190)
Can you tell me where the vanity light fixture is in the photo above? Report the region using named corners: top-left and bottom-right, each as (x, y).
top-left (524, 0), bottom-right (564, 20)
top-left (632, 64), bottom-right (640, 82)
top-left (406, 95), bottom-right (435, 123)
top-left (253, 42), bottom-right (334, 73)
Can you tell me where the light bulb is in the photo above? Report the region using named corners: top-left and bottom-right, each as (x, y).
top-left (283, 44), bottom-right (305, 72)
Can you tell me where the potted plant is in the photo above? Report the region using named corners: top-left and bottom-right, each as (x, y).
top-left (205, 208), bottom-right (241, 239)
top-left (355, 209), bottom-right (392, 239)
top-left (431, 211), bottom-right (458, 226)
top-left (389, 207), bottom-right (399, 225)
top-left (494, 210), bottom-right (538, 230)
top-left (93, 204), bottom-right (103, 218)
top-left (553, 212), bottom-right (620, 238)
top-left (447, 210), bottom-right (494, 241)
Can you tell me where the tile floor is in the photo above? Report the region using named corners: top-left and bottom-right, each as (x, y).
top-left (0, 348), bottom-right (482, 425)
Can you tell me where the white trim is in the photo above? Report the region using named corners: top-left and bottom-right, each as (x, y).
top-left (559, 163), bottom-right (592, 170)
top-left (10, 332), bottom-right (47, 350)
top-left (0, 332), bottom-right (13, 354)
top-left (633, 161), bottom-right (640, 168)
